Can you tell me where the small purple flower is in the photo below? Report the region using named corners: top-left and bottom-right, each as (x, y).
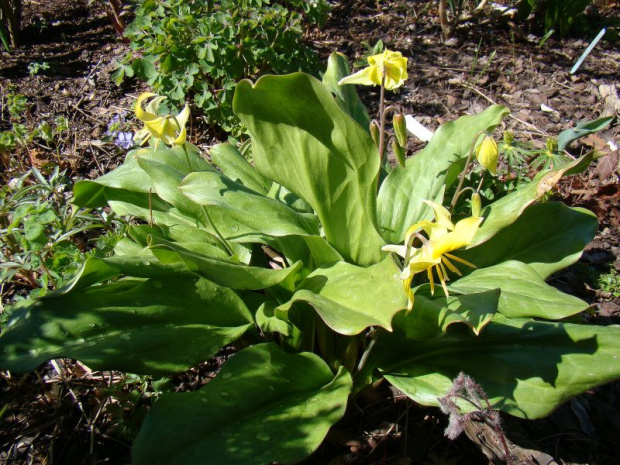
top-left (114, 131), bottom-right (134, 149)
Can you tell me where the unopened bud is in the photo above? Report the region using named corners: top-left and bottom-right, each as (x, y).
top-left (392, 139), bottom-right (406, 167)
top-left (471, 192), bottom-right (482, 217)
top-left (370, 121), bottom-right (380, 147)
top-left (393, 113), bottom-right (407, 148)
top-left (476, 135), bottom-right (499, 176)
top-left (503, 130), bottom-right (514, 146)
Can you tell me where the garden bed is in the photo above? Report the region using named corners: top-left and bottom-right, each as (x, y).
top-left (1, 1), bottom-right (619, 463)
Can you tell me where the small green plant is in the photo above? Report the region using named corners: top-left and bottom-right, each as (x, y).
top-left (517, 0), bottom-right (592, 36)
top-left (597, 268), bottom-right (620, 298)
top-left (114, 0), bottom-right (328, 135)
top-left (27, 61), bottom-right (50, 76)
top-left (4, 90), bottom-right (27, 120)
top-left (0, 167), bottom-right (122, 315)
top-left (1, 52), bottom-right (619, 464)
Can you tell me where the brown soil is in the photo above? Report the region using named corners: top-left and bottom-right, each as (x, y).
top-left (1, 0), bottom-right (619, 464)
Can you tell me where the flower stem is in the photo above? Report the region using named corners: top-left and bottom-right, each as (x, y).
top-left (201, 206), bottom-right (234, 257)
top-left (355, 328), bottom-right (383, 376)
top-left (449, 131), bottom-right (485, 213)
top-left (378, 75), bottom-right (387, 162)
top-left (182, 144), bottom-right (193, 172)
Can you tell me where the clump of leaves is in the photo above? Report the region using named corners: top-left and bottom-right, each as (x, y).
top-left (1, 53), bottom-right (619, 465)
top-left (114, 0), bottom-right (328, 136)
top-left (0, 167), bottom-right (122, 317)
top-left (517, 0), bottom-right (592, 36)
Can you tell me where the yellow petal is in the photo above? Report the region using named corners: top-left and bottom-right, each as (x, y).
top-left (407, 246), bottom-right (439, 274)
top-left (423, 200), bottom-right (454, 231)
top-left (382, 244), bottom-right (408, 258)
top-left (144, 116), bottom-right (169, 140)
top-left (432, 216), bottom-right (483, 258)
top-left (172, 124), bottom-right (187, 146)
top-left (404, 220), bottom-right (447, 244)
top-left (369, 50), bottom-right (408, 90)
top-left (135, 92), bottom-right (159, 123)
top-left (338, 65), bottom-right (382, 87)
top-left (175, 104), bottom-right (190, 129)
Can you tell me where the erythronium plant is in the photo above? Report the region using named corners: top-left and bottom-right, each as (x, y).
top-left (1, 51), bottom-right (619, 464)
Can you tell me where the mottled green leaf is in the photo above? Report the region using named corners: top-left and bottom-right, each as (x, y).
top-left (133, 344), bottom-right (352, 465)
top-left (180, 171), bottom-right (321, 237)
top-left (461, 203), bottom-right (598, 278)
top-left (372, 315), bottom-right (620, 419)
top-left (0, 276), bottom-right (252, 375)
top-left (321, 52), bottom-right (371, 129)
top-left (377, 105), bottom-right (509, 243)
top-left (150, 237), bottom-right (303, 291)
top-left (277, 257), bottom-right (406, 335)
top-left (234, 73), bottom-right (385, 266)
top-left (393, 289), bottom-right (499, 340)
top-left (449, 261), bottom-right (589, 319)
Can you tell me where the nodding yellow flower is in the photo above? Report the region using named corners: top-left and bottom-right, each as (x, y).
top-left (382, 200), bottom-right (483, 310)
top-left (338, 49), bottom-right (408, 91)
top-left (135, 92), bottom-right (190, 147)
top-left (476, 135), bottom-right (499, 176)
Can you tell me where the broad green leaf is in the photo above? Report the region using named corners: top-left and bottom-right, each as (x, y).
top-left (127, 224), bottom-right (229, 260)
top-left (180, 171), bottom-right (321, 237)
top-left (137, 153), bottom-right (209, 224)
top-left (471, 153), bottom-right (593, 247)
top-left (256, 301), bottom-right (294, 337)
top-left (321, 52), bottom-right (371, 129)
top-left (377, 105), bottom-right (509, 243)
top-left (72, 145), bottom-right (210, 208)
top-left (56, 255), bottom-right (193, 294)
top-left (135, 151), bottom-right (267, 251)
top-left (133, 343), bottom-right (352, 465)
top-left (372, 315), bottom-right (620, 419)
top-left (277, 257), bottom-right (406, 336)
top-left (210, 143), bottom-right (271, 194)
top-left (0, 276), bottom-right (252, 375)
top-left (557, 116), bottom-right (613, 151)
top-left (393, 289), bottom-right (499, 340)
top-left (150, 237), bottom-right (303, 291)
top-left (234, 73), bottom-right (385, 266)
top-left (303, 236), bottom-right (344, 266)
top-left (449, 261), bottom-right (588, 319)
top-left (461, 203), bottom-right (597, 279)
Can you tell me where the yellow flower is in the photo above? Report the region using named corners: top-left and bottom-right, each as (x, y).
top-left (338, 49), bottom-right (408, 91)
top-left (476, 135), bottom-right (499, 176)
top-left (382, 200), bottom-right (482, 310)
top-left (135, 92), bottom-right (190, 147)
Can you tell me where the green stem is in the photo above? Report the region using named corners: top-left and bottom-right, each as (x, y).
top-left (316, 318), bottom-right (335, 369)
top-left (377, 76), bottom-right (387, 162)
top-left (182, 144), bottom-right (193, 172)
top-left (449, 131), bottom-right (485, 213)
top-left (355, 328), bottom-right (382, 376)
top-left (201, 206), bottom-right (234, 256)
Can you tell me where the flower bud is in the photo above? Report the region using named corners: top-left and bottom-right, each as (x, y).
top-left (471, 192), bottom-right (482, 217)
top-left (476, 135), bottom-right (499, 176)
top-left (370, 121), bottom-right (380, 148)
top-left (392, 139), bottom-right (406, 167)
top-left (393, 113), bottom-right (407, 148)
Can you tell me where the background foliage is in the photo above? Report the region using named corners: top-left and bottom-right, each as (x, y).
top-left (114, 0), bottom-right (328, 135)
